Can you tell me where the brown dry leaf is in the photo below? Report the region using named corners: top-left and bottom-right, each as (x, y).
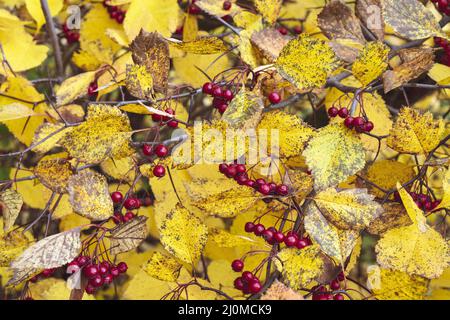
top-left (129, 29), bottom-right (170, 93)
top-left (318, 0), bottom-right (365, 44)
top-left (109, 216), bottom-right (148, 255)
top-left (383, 47), bottom-right (435, 93)
top-left (251, 28), bottom-right (292, 62)
top-left (260, 280), bottom-right (304, 300)
top-left (67, 170), bottom-right (114, 221)
top-left (328, 40), bottom-right (361, 63)
top-left (356, 0), bottom-right (384, 40)
top-left (11, 228), bottom-right (81, 270)
top-left (0, 189), bottom-right (23, 232)
top-left (366, 203), bottom-right (412, 235)
top-left (34, 159), bottom-right (73, 194)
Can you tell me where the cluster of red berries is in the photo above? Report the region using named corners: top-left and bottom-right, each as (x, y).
top-left (29, 268), bottom-right (57, 283)
top-left (232, 266), bottom-right (262, 294)
top-left (111, 191), bottom-right (140, 224)
top-left (62, 23), bottom-right (80, 43)
top-left (67, 255), bottom-right (127, 294)
top-left (278, 25), bottom-right (302, 36)
top-left (245, 223), bottom-right (312, 248)
top-left (394, 191), bottom-right (441, 212)
top-left (103, 1), bottom-right (126, 24)
top-left (141, 143), bottom-right (168, 177)
top-left (431, 0), bottom-right (450, 16)
top-left (328, 106), bottom-right (374, 133)
top-left (434, 37), bottom-right (450, 66)
top-left (219, 163), bottom-right (290, 197)
top-left (151, 108), bottom-right (178, 128)
top-left (311, 272), bottom-right (346, 300)
top-left (202, 82), bottom-right (234, 114)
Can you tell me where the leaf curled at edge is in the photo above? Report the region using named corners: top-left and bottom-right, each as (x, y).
top-left (55, 71), bottom-right (97, 106)
top-left (109, 216), bottom-right (148, 255)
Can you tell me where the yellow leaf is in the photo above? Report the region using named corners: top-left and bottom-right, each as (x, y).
top-left (56, 71), bottom-right (97, 106)
top-left (183, 13), bottom-right (198, 42)
top-left (437, 167), bottom-right (450, 210)
top-left (29, 278), bottom-right (94, 300)
top-left (428, 63), bottom-right (450, 96)
top-left (365, 160), bottom-right (415, 198)
top-left (67, 170), bottom-right (114, 221)
top-left (275, 246), bottom-right (329, 290)
top-left (0, 9), bottom-right (48, 72)
top-left (367, 203), bottom-right (412, 235)
top-left (34, 158), bottom-right (73, 193)
top-left (109, 216), bottom-right (148, 255)
top-left (0, 103), bottom-right (39, 121)
top-left (222, 89), bottom-right (264, 130)
top-left (124, 0), bottom-right (180, 40)
top-left (382, 0), bottom-right (446, 40)
top-left (25, 0), bottom-right (63, 32)
top-left (303, 124), bottom-right (366, 190)
top-left (196, 0), bottom-right (242, 18)
top-left (367, 267), bottom-right (428, 300)
top-left (375, 223), bottom-right (448, 279)
top-left (159, 204), bottom-right (208, 264)
top-left (275, 34), bottom-right (338, 90)
top-left (143, 251), bottom-right (182, 282)
top-left (312, 188), bottom-right (383, 231)
top-left (257, 110), bottom-right (315, 159)
top-left (387, 107), bottom-right (445, 154)
top-left (304, 202), bottom-right (360, 262)
top-left (352, 41), bottom-right (389, 86)
top-left (0, 188), bottom-right (23, 232)
top-left (125, 64), bottom-right (154, 100)
top-left (170, 37), bottom-right (228, 54)
top-left (100, 155), bottom-right (136, 182)
top-left (0, 224), bottom-right (32, 267)
top-left (254, 0), bottom-right (282, 25)
top-left (32, 123), bottom-right (70, 154)
top-left (122, 269), bottom-right (172, 299)
top-left (0, 76), bottom-right (48, 145)
top-left (59, 104), bottom-right (133, 164)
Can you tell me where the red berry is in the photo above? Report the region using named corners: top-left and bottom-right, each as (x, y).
top-left (154, 144), bottom-right (169, 157)
top-left (328, 107), bottom-right (339, 117)
top-left (89, 275), bottom-right (104, 287)
top-left (153, 164), bottom-right (166, 177)
top-left (274, 232), bottom-right (285, 243)
top-left (231, 259), bottom-right (244, 272)
top-left (77, 256), bottom-right (89, 266)
top-left (111, 191), bottom-right (123, 204)
top-left (344, 116), bottom-right (354, 129)
top-left (225, 165), bottom-right (238, 178)
top-left (330, 279), bottom-right (340, 290)
top-left (253, 224), bottom-right (265, 236)
top-left (167, 120), bottom-right (178, 128)
top-left (83, 264), bottom-right (99, 278)
top-left (103, 273), bottom-right (114, 284)
top-left (116, 13), bottom-right (124, 23)
top-left (234, 277), bottom-right (244, 290)
top-left (334, 293), bottom-right (345, 300)
top-left (353, 117), bottom-right (365, 128)
top-left (262, 229), bottom-right (274, 243)
top-left (212, 86), bottom-right (223, 97)
top-left (338, 107), bottom-right (349, 118)
top-left (236, 164), bottom-right (246, 174)
top-left (293, 25), bottom-right (302, 34)
top-left (117, 262), bottom-right (128, 273)
top-left (87, 82), bottom-right (98, 96)
top-left (222, 89), bottom-right (234, 101)
top-left (223, 0), bottom-right (232, 10)
top-left (248, 280), bottom-right (262, 294)
top-left (337, 271), bottom-right (345, 281)
top-left (242, 271), bottom-right (254, 283)
top-left (284, 235), bottom-right (297, 247)
top-left (202, 82), bottom-right (214, 94)
top-left (236, 174), bottom-right (249, 185)
top-left (124, 197), bottom-right (139, 210)
top-left (363, 121), bottom-right (374, 132)
top-left (41, 268), bottom-right (55, 277)
top-left (217, 103), bottom-right (228, 114)
top-left (85, 284), bottom-right (96, 294)
top-left (276, 184), bottom-right (289, 196)
top-left (278, 27), bottom-right (288, 35)
top-left (124, 211), bottom-right (135, 222)
top-left (245, 222), bottom-right (255, 233)
top-left (255, 178), bottom-right (266, 186)
top-left (98, 264), bottom-right (109, 275)
top-left (268, 92), bottom-right (281, 104)
top-left (219, 163), bottom-right (228, 174)
top-left (245, 180), bottom-right (256, 188)
top-left (296, 239), bottom-right (308, 249)
top-left (110, 266), bottom-right (120, 278)
top-left (258, 183), bottom-right (271, 195)
top-left (142, 144), bottom-right (153, 156)
top-left (163, 108), bottom-right (175, 121)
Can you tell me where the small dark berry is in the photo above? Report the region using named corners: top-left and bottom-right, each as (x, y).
top-left (245, 222), bottom-right (255, 233)
top-left (328, 107), bottom-right (339, 118)
top-left (111, 191), bottom-right (123, 204)
top-left (268, 92), bottom-right (281, 104)
top-left (153, 164), bottom-right (166, 177)
top-left (155, 144), bottom-right (169, 157)
top-left (231, 259), bottom-right (244, 272)
top-left (338, 107), bottom-right (349, 118)
top-left (142, 144), bottom-right (153, 156)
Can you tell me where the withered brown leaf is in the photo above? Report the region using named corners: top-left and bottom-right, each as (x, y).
top-left (109, 216), bottom-right (148, 255)
top-left (383, 47), bottom-right (435, 93)
top-left (250, 28), bottom-right (293, 63)
top-left (129, 29), bottom-right (170, 93)
top-left (318, 0), bottom-right (366, 44)
top-left (34, 158), bottom-right (73, 194)
top-left (0, 188), bottom-right (23, 232)
top-left (356, 0), bottom-right (385, 40)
